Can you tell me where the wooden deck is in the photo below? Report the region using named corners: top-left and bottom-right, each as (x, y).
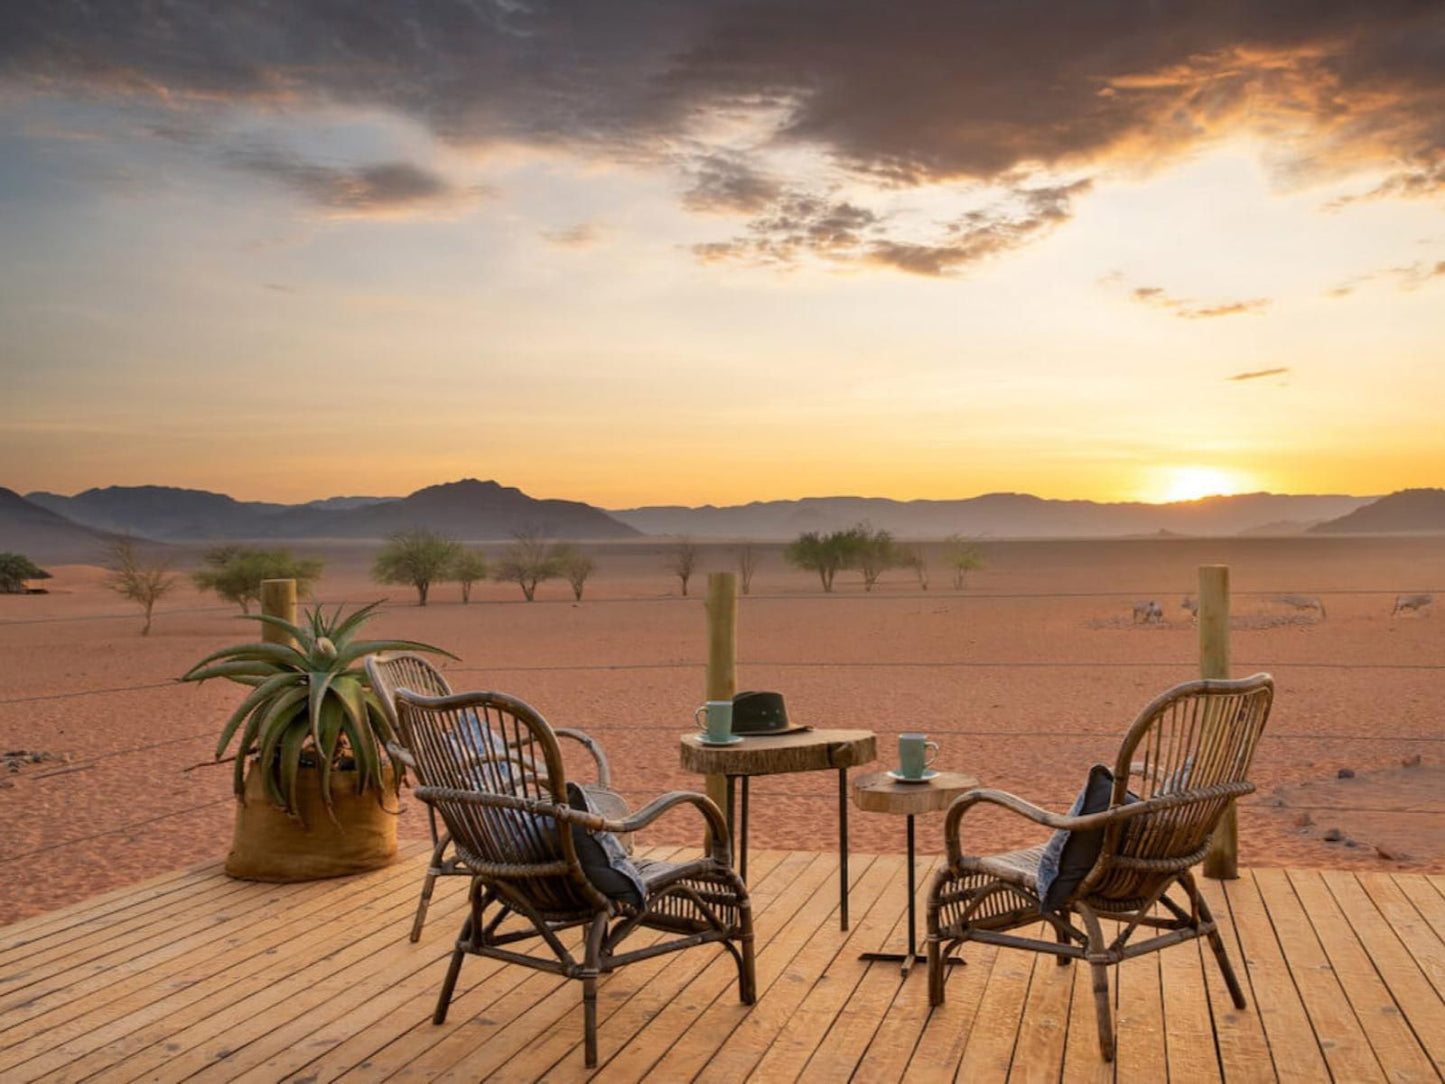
top-left (2, 843), bottom-right (1443, 1082)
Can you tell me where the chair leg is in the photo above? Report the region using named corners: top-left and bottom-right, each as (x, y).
top-left (1053, 914), bottom-right (1074, 965)
top-left (734, 878), bottom-right (757, 1004)
top-left (1192, 879), bottom-right (1248, 1009)
top-left (927, 890), bottom-right (946, 1007)
top-left (432, 910), bottom-right (473, 1025)
top-left (582, 913), bottom-right (608, 1069)
top-left (411, 832), bottom-right (453, 943)
top-left (1078, 904), bottom-right (1115, 1062)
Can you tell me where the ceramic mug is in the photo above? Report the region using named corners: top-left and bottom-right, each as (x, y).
top-left (898, 733), bottom-right (939, 779)
top-left (695, 700), bottom-right (734, 743)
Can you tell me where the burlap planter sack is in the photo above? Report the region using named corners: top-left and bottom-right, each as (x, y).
top-left (226, 762), bottom-right (399, 882)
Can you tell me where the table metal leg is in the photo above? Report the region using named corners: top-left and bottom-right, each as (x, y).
top-left (740, 776), bottom-right (749, 884)
top-left (859, 811), bottom-right (965, 975)
top-left (838, 767), bottom-right (849, 931)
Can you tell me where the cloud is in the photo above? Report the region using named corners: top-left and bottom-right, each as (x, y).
top-left (541, 222), bottom-right (603, 248)
top-left (682, 154), bottom-right (782, 214)
top-left (5, 2), bottom-right (1445, 256)
top-left (1326, 258), bottom-right (1445, 295)
top-left (1228, 367), bottom-right (1289, 381)
top-left (224, 148), bottom-right (485, 216)
top-left (1126, 283), bottom-right (1272, 319)
top-left (697, 178), bottom-right (1090, 275)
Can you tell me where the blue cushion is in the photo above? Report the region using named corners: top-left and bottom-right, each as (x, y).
top-left (566, 782), bottom-right (646, 907)
top-left (1037, 764), bottom-right (1118, 912)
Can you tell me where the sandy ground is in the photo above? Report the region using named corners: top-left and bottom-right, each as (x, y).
top-left (1, 535), bottom-right (1441, 924)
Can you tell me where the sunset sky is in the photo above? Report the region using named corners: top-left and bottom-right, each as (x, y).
top-left (2, 3), bottom-right (1443, 508)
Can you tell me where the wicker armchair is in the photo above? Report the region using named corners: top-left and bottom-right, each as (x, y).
top-left (365, 653), bottom-right (624, 942)
top-left (927, 674), bottom-right (1274, 1060)
top-left (395, 687), bottom-right (755, 1068)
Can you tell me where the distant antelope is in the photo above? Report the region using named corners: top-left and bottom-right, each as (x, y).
top-left (1181, 597), bottom-right (1198, 618)
top-left (1392, 593), bottom-right (1433, 616)
top-left (1278, 594), bottom-right (1326, 619)
top-left (1132, 600), bottom-right (1164, 624)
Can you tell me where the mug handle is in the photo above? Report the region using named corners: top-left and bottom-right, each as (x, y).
top-left (924, 741), bottom-right (940, 767)
top-left (694, 705), bottom-right (708, 730)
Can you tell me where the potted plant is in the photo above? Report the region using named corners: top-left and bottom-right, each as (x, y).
top-left (182, 600), bottom-right (455, 881)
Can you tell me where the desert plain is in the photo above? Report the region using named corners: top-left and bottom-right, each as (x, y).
top-left (1, 534), bottom-right (1440, 924)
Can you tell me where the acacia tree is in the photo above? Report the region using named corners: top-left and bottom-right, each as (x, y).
top-left (0, 552), bottom-right (49, 594)
top-left (191, 546), bottom-right (325, 612)
top-left (104, 538), bottom-right (179, 635)
top-left (372, 528), bottom-right (461, 606)
top-left (853, 525), bottom-right (898, 592)
top-left (552, 543), bottom-right (597, 601)
top-left (945, 535), bottom-right (985, 590)
top-left (450, 549), bottom-right (489, 603)
top-left (784, 527), bottom-right (862, 592)
top-left (493, 532), bottom-right (563, 601)
top-left (735, 543), bottom-right (758, 595)
top-left (666, 538), bottom-right (699, 596)
top-left (901, 544), bottom-right (929, 590)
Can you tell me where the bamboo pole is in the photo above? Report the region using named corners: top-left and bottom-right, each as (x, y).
top-left (260, 578), bottom-right (297, 648)
top-left (703, 573), bottom-right (738, 842)
top-left (1198, 564), bottom-right (1236, 879)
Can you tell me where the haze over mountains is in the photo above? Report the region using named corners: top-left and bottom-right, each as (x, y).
top-left (7, 479), bottom-right (1443, 565)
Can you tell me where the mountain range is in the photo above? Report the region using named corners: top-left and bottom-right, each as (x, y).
top-left (4, 480), bottom-right (1442, 564)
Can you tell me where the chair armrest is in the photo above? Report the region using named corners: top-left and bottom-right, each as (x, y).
top-left (554, 728), bottom-right (612, 788)
top-left (942, 782), bottom-right (1256, 868)
top-left (596, 791), bottom-right (732, 866)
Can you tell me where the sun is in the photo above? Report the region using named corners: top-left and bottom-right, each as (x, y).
top-left (1154, 467), bottom-right (1248, 503)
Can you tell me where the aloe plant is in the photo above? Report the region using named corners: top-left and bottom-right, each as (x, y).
top-left (182, 601), bottom-right (455, 818)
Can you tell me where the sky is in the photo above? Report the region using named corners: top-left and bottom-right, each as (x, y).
top-left (1, 2), bottom-right (1443, 509)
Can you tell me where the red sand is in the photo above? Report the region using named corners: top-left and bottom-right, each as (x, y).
top-left (2, 536), bottom-right (1441, 924)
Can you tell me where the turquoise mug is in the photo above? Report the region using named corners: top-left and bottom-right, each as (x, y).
top-left (899, 733), bottom-right (939, 779)
top-left (695, 700), bottom-right (733, 743)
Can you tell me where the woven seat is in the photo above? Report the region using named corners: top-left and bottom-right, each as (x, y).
top-left (366, 653), bottom-right (626, 940)
top-left (396, 687), bottom-right (754, 1069)
top-left (927, 674), bottom-right (1275, 1062)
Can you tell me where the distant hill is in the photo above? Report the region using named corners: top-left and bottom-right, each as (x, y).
top-left (1311, 489), bottom-right (1445, 534)
top-left (23, 479), bottom-right (637, 542)
top-left (0, 487), bottom-right (122, 562)
top-left (262, 479), bottom-right (639, 540)
top-left (28, 486), bottom-right (286, 541)
top-left (609, 491), bottom-right (1374, 540)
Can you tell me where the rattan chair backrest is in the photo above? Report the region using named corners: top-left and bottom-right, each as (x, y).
top-left (395, 687), bottom-right (604, 913)
top-left (1082, 674), bottom-right (1274, 903)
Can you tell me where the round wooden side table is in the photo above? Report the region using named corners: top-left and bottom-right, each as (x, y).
top-left (681, 729), bottom-right (877, 930)
top-left (853, 769), bottom-right (980, 975)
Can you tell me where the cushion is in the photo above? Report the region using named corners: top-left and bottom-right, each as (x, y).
top-left (1037, 764), bottom-right (1118, 912)
top-left (566, 782), bottom-right (646, 908)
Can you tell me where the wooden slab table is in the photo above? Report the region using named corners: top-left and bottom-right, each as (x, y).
top-left (680, 728), bottom-right (876, 929)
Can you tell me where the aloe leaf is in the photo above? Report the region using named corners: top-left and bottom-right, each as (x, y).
top-left (182, 641), bottom-right (307, 678)
top-left (257, 688), bottom-right (308, 806)
top-left (240, 613), bottom-right (316, 653)
top-left (316, 697), bottom-right (346, 816)
top-left (343, 714), bottom-right (380, 796)
top-left (335, 638), bottom-right (458, 667)
top-left (215, 672), bottom-right (302, 759)
top-left (307, 669), bottom-right (337, 753)
top-left (280, 714), bottom-right (310, 820)
top-left (326, 600), bottom-right (385, 646)
top-left (184, 661), bottom-right (284, 684)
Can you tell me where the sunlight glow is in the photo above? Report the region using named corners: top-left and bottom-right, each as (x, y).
top-left (1153, 467), bottom-right (1250, 504)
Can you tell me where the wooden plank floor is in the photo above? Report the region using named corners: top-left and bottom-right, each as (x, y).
top-left (2, 843), bottom-right (1443, 1082)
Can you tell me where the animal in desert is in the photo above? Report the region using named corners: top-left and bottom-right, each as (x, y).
top-left (1278, 594), bottom-right (1326, 619)
top-left (1132, 600), bottom-right (1164, 624)
top-left (1392, 593), bottom-right (1433, 616)
top-left (1180, 596), bottom-right (1198, 618)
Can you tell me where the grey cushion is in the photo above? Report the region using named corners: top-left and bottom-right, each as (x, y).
top-left (566, 782), bottom-right (646, 907)
top-left (1037, 764), bottom-right (1118, 912)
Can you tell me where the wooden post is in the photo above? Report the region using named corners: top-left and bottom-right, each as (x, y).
top-left (1199, 565), bottom-right (1236, 879)
top-left (704, 573), bottom-right (738, 842)
top-left (260, 578), bottom-right (298, 648)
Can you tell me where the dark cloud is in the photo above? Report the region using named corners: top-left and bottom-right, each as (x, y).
top-left (5, 2), bottom-right (1445, 260)
top-left (1229, 367), bottom-right (1289, 381)
top-left (224, 148), bottom-right (483, 215)
top-left (693, 192), bottom-right (881, 267)
top-left (1127, 284), bottom-right (1271, 318)
top-left (682, 154), bottom-right (783, 214)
